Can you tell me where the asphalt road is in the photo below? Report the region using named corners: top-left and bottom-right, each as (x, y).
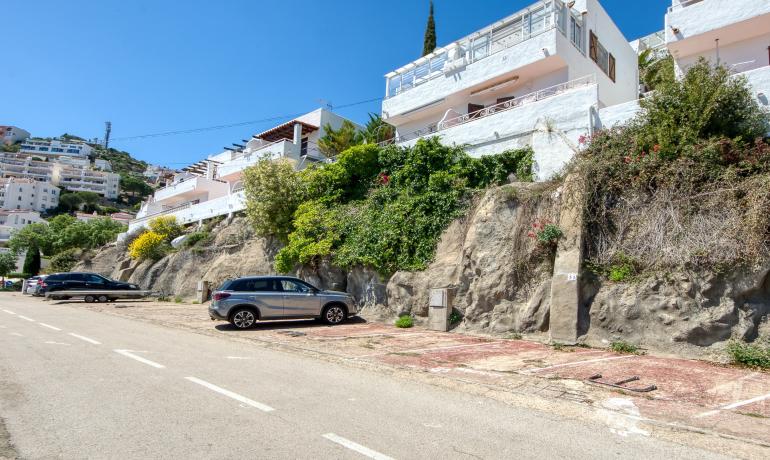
top-left (0, 295), bottom-right (730, 460)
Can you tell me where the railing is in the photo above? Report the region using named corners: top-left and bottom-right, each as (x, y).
top-left (380, 74), bottom-right (596, 146)
top-left (385, 0), bottom-right (582, 99)
top-left (668, 0), bottom-right (704, 11)
top-left (132, 202), bottom-right (193, 224)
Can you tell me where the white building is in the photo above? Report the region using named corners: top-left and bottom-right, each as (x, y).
top-left (1, 126), bottom-right (30, 146)
top-left (129, 108), bottom-right (354, 231)
top-left (0, 178), bottom-right (60, 212)
top-left (0, 210), bottom-right (45, 244)
top-left (51, 163), bottom-right (120, 199)
top-left (665, 0), bottom-right (770, 113)
top-left (381, 0), bottom-right (638, 180)
top-left (19, 139), bottom-right (93, 159)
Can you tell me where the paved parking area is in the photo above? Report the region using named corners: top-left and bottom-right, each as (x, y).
top-left (39, 296), bottom-right (770, 447)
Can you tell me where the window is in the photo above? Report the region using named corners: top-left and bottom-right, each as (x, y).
top-left (280, 279), bottom-right (314, 293)
top-left (569, 16), bottom-right (584, 53)
top-left (228, 278), bottom-right (275, 292)
top-left (51, 148), bottom-right (64, 152)
top-left (300, 137), bottom-right (308, 156)
top-left (589, 30), bottom-right (615, 82)
top-left (86, 274), bottom-right (106, 284)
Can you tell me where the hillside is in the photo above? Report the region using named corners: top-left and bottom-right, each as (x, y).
top-left (92, 146), bottom-right (148, 176)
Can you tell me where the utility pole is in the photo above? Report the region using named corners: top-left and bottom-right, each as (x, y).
top-left (103, 121), bottom-right (112, 149)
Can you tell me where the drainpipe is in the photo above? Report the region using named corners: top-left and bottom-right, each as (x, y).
top-left (767, 46), bottom-right (770, 66)
top-left (715, 38), bottom-right (720, 65)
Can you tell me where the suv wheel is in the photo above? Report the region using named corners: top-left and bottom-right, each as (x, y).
top-left (230, 308), bottom-right (257, 329)
top-left (322, 304), bottom-right (346, 325)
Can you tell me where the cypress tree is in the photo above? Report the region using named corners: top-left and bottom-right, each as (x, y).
top-left (23, 246), bottom-right (41, 276)
top-left (422, 1), bottom-right (436, 56)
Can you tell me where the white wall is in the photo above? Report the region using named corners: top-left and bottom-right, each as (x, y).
top-left (666, 0), bottom-right (770, 46)
top-left (399, 84), bottom-right (598, 181)
top-left (674, 32), bottom-right (770, 76)
top-left (596, 99), bottom-right (641, 129)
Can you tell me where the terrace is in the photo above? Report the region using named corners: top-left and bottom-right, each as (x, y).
top-left (382, 74), bottom-right (596, 145)
top-left (384, 0), bottom-right (583, 100)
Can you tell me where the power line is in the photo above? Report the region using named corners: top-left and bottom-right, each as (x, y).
top-left (111, 96), bottom-right (383, 142)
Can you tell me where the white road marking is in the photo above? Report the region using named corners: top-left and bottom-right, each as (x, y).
top-left (522, 355), bottom-right (637, 374)
top-left (696, 392), bottom-right (770, 418)
top-left (225, 356), bottom-right (254, 360)
top-left (114, 349), bottom-right (165, 368)
top-left (9, 332), bottom-right (23, 337)
top-left (17, 315), bottom-right (35, 322)
top-left (322, 433), bottom-right (395, 460)
top-left (68, 333), bottom-right (101, 345)
top-left (2, 309), bottom-right (15, 315)
top-left (39, 323), bottom-right (62, 331)
top-left (44, 341), bottom-right (71, 346)
top-left (185, 377), bottom-right (274, 412)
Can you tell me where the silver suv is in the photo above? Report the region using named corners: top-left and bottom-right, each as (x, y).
top-left (208, 276), bottom-right (357, 329)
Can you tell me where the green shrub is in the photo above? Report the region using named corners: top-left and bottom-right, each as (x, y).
top-left (395, 315), bottom-right (414, 328)
top-left (727, 339), bottom-right (770, 369)
top-left (274, 138), bottom-right (533, 275)
top-left (243, 158), bottom-right (306, 241)
top-left (49, 249), bottom-right (80, 273)
top-left (610, 341), bottom-right (640, 354)
top-left (449, 311), bottom-right (462, 324)
top-left (184, 231), bottom-right (211, 248)
top-left (174, 296), bottom-right (183, 303)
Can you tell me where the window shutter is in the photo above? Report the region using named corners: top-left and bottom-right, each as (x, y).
top-left (608, 53), bottom-right (616, 82)
top-left (589, 30), bottom-right (598, 62)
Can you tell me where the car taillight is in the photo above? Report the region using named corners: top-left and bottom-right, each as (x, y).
top-left (213, 292), bottom-right (230, 301)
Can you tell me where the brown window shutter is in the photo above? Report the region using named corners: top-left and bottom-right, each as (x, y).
top-left (589, 30), bottom-right (598, 62)
top-left (608, 53), bottom-right (616, 82)
top-left (467, 103), bottom-right (485, 119)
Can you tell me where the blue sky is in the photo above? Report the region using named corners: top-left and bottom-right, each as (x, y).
top-left (3, 0), bottom-right (670, 168)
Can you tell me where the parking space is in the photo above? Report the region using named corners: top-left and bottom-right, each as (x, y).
top-left (30, 294), bottom-right (770, 445)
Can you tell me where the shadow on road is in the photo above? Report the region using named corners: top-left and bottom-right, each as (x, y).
top-left (214, 316), bottom-right (368, 332)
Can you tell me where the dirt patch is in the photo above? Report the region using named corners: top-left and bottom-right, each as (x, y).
top-left (0, 415), bottom-right (18, 460)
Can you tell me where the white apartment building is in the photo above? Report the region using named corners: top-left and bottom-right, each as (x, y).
top-left (0, 153), bottom-right (119, 199)
top-left (0, 178), bottom-right (60, 212)
top-left (129, 108), bottom-right (354, 232)
top-left (1, 126), bottom-right (30, 146)
top-left (20, 139), bottom-right (93, 159)
top-left (665, 0), bottom-right (770, 114)
top-left (51, 163), bottom-right (120, 199)
top-left (381, 0), bottom-right (638, 180)
top-left (0, 210), bottom-right (45, 244)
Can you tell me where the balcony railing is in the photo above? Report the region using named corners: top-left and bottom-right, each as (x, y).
top-left (668, 0), bottom-right (704, 11)
top-left (380, 74), bottom-right (596, 146)
top-left (385, 0), bottom-right (582, 99)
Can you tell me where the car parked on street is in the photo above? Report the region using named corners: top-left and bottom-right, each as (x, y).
top-left (40, 272), bottom-right (141, 299)
top-left (209, 276), bottom-right (357, 329)
top-left (25, 275), bottom-right (47, 296)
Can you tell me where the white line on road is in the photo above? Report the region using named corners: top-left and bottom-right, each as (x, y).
top-left (322, 433), bottom-right (395, 460)
top-left (39, 323), bottom-right (62, 331)
top-left (2, 309), bottom-right (15, 315)
top-left (17, 315), bottom-right (35, 322)
top-left (696, 392), bottom-right (770, 418)
top-left (9, 332), bottom-right (23, 337)
top-left (225, 356), bottom-right (254, 360)
top-left (68, 333), bottom-right (101, 345)
top-left (522, 355), bottom-right (637, 374)
top-left (44, 341), bottom-right (71, 346)
top-left (114, 349), bottom-right (165, 368)
top-left (185, 377), bottom-right (274, 412)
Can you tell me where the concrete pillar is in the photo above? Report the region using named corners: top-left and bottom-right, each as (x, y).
top-left (549, 174), bottom-right (584, 344)
top-left (293, 123), bottom-right (302, 145)
top-left (427, 287), bottom-right (454, 332)
top-left (196, 281), bottom-right (210, 303)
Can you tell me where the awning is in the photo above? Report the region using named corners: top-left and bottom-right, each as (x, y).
top-left (252, 120), bottom-right (318, 143)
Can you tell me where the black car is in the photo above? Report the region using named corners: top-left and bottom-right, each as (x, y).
top-left (41, 272), bottom-right (140, 299)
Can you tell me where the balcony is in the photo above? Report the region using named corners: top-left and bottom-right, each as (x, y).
top-left (152, 175), bottom-right (230, 204)
top-left (382, 0), bottom-right (585, 121)
top-left (129, 191), bottom-right (247, 231)
top-left (666, 0), bottom-right (770, 59)
top-left (217, 139), bottom-right (299, 180)
top-left (382, 75), bottom-right (596, 145)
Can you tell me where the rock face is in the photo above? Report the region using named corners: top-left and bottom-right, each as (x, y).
top-left (76, 217), bottom-right (282, 298)
top-left (77, 186), bottom-right (770, 358)
top-left (583, 268), bottom-right (770, 355)
top-left (377, 183), bottom-right (560, 334)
